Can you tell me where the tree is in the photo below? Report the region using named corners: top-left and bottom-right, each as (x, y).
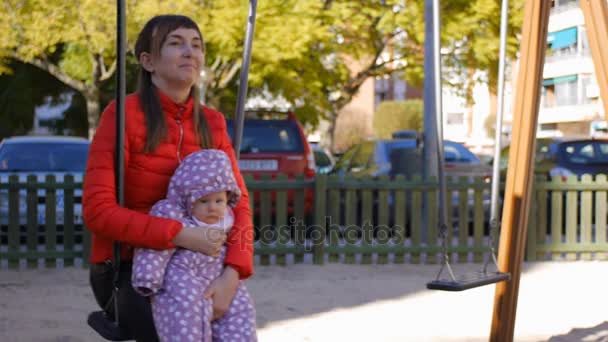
top-left (443, 0), bottom-right (525, 117)
top-left (319, 0), bottom-right (524, 148)
top-left (0, 0), bottom-right (525, 142)
top-left (0, 0), bottom-right (337, 137)
top-left (316, 0), bottom-right (484, 148)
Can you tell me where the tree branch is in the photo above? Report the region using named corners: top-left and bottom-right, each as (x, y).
top-left (322, 0), bottom-right (334, 10)
top-left (99, 58), bottom-right (116, 82)
top-left (218, 60), bottom-right (241, 89)
top-left (10, 52), bottom-right (87, 92)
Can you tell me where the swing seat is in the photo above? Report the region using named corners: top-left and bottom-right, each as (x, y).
top-left (87, 311), bottom-right (133, 341)
top-left (426, 271), bottom-right (510, 291)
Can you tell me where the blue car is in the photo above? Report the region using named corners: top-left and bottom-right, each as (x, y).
top-left (0, 136), bottom-right (90, 243)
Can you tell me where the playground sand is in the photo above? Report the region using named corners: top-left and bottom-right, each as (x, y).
top-left (0, 261), bottom-right (606, 341)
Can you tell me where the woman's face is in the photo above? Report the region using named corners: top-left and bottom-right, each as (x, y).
top-left (146, 27), bottom-right (204, 91)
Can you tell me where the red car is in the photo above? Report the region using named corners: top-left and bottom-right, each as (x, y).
top-left (226, 112), bottom-right (316, 219)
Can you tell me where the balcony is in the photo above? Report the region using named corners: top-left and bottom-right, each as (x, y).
top-left (545, 48), bottom-right (591, 63)
top-left (538, 103), bottom-right (601, 124)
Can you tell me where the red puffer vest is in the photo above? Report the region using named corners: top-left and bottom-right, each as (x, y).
top-left (83, 91), bottom-right (253, 279)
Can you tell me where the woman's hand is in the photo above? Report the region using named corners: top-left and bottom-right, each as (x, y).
top-left (203, 266), bottom-right (240, 320)
top-left (172, 226), bottom-right (227, 256)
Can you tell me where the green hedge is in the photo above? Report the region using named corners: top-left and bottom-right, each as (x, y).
top-left (373, 100), bottom-right (423, 139)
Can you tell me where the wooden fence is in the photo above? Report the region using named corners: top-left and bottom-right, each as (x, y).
top-left (1, 173), bottom-right (607, 268)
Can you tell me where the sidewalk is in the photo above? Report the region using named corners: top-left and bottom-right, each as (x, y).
top-left (0, 261), bottom-right (606, 341)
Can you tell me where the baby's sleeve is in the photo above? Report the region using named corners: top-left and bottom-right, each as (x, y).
top-left (131, 199), bottom-right (185, 296)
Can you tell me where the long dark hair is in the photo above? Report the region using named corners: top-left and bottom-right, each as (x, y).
top-left (134, 14), bottom-right (212, 152)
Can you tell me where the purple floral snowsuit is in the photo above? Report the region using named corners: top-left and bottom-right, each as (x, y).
top-left (132, 149), bottom-right (257, 342)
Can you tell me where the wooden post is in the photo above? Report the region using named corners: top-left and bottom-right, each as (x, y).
top-left (580, 0), bottom-right (608, 119)
top-left (489, 1), bottom-right (551, 341)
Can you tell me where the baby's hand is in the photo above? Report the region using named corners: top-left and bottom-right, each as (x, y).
top-left (173, 226), bottom-right (227, 256)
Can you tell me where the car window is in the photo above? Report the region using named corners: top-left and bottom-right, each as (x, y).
top-left (499, 138), bottom-right (559, 169)
top-left (0, 142), bottom-right (89, 172)
top-left (387, 145), bottom-right (422, 177)
top-left (226, 120), bottom-right (304, 153)
top-left (444, 142), bottom-right (479, 163)
top-left (560, 141), bottom-right (608, 164)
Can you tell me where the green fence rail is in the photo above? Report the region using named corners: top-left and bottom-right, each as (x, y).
top-left (1, 173), bottom-right (607, 268)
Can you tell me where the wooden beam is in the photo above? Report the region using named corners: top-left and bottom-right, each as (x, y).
top-left (580, 0), bottom-right (608, 119)
top-left (489, 1), bottom-right (551, 341)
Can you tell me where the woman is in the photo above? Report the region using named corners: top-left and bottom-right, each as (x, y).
top-left (83, 15), bottom-right (254, 341)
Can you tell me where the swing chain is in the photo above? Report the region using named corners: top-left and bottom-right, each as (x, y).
top-left (435, 221), bottom-right (456, 281)
top-left (483, 217), bottom-right (501, 274)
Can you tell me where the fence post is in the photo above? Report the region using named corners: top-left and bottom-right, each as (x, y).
top-left (596, 175), bottom-right (607, 261)
top-left (45, 175), bottom-right (57, 268)
top-left (313, 174), bottom-right (327, 265)
top-left (64, 175), bottom-right (75, 267)
top-left (26, 175), bottom-right (38, 268)
top-left (7, 175), bottom-right (20, 268)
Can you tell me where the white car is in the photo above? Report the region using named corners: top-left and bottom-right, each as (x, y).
top-left (0, 136), bottom-right (89, 239)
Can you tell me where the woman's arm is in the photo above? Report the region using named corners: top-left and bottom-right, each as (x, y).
top-left (83, 101), bottom-right (182, 249)
top-left (210, 109), bottom-right (254, 279)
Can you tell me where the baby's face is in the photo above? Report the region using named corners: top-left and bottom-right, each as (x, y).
top-left (192, 191), bottom-right (228, 224)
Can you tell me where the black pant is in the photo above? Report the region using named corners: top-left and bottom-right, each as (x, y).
top-left (89, 262), bottom-right (159, 342)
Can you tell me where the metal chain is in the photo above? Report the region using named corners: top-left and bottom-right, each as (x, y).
top-left (435, 221), bottom-right (456, 281)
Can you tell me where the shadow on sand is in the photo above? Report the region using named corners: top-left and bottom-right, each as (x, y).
top-left (546, 321), bottom-right (608, 342)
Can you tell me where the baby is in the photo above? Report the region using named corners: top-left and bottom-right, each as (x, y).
top-left (131, 149), bottom-right (256, 342)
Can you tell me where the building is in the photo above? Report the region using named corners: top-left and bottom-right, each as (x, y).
top-left (537, 0), bottom-right (604, 138)
top-left (370, 0), bottom-right (605, 151)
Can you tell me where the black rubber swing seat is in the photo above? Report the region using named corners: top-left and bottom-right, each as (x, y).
top-left (426, 271), bottom-right (511, 291)
top-left (87, 311), bottom-right (133, 341)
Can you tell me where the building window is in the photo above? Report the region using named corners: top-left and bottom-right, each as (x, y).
top-left (542, 75), bottom-right (578, 107)
top-left (541, 84), bottom-right (555, 108)
top-left (540, 123), bottom-right (558, 131)
top-left (552, 0), bottom-right (579, 11)
top-left (375, 76), bottom-right (389, 107)
top-left (446, 112), bottom-right (464, 126)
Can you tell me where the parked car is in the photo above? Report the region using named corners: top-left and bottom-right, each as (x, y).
top-left (497, 137), bottom-right (608, 235)
top-left (332, 138), bottom-right (491, 180)
top-left (496, 137), bottom-right (608, 180)
top-left (225, 111), bottom-right (315, 220)
top-left (548, 139), bottom-right (608, 179)
top-left (444, 141), bottom-right (492, 181)
top-left (310, 143), bottom-right (335, 175)
top-left (0, 135), bottom-right (90, 244)
top-left (226, 112), bottom-right (315, 178)
top-left (331, 139), bottom-right (421, 178)
top-left (496, 137), bottom-right (562, 178)
top-left (331, 138), bottom-right (492, 234)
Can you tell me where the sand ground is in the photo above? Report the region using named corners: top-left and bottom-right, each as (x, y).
top-left (0, 261), bottom-right (607, 342)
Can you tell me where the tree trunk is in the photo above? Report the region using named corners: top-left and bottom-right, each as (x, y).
top-left (466, 67), bottom-right (476, 138)
top-left (84, 88), bottom-right (101, 139)
top-left (489, 90), bottom-right (498, 118)
top-left (327, 112), bottom-right (338, 152)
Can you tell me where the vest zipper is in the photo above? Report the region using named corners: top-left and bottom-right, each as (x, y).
top-left (176, 108), bottom-right (184, 162)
